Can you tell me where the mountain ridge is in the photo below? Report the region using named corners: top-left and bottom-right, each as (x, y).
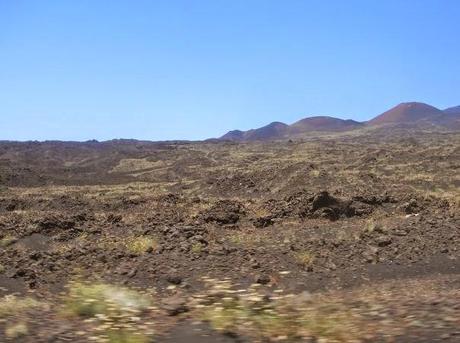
top-left (218, 102), bottom-right (460, 141)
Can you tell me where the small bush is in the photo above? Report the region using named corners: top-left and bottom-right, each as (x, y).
top-left (198, 279), bottom-right (362, 342)
top-left (293, 251), bottom-right (315, 268)
top-left (106, 329), bottom-right (151, 343)
top-left (191, 242), bottom-right (204, 254)
top-left (124, 236), bottom-right (158, 254)
top-left (65, 281), bottom-right (154, 343)
top-left (0, 296), bottom-right (45, 318)
top-left (228, 232), bottom-right (275, 247)
top-left (5, 322), bottom-right (29, 339)
top-left (65, 281), bottom-right (151, 317)
top-left (0, 235), bottom-right (17, 247)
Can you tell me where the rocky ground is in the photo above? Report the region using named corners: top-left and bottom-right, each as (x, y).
top-left (0, 130), bottom-right (459, 342)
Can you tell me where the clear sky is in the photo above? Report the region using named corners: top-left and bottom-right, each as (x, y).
top-left (1, 0), bottom-right (459, 141)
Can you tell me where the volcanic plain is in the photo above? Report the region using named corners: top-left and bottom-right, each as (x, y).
top-left (0, 128), bottom-right (459, 342)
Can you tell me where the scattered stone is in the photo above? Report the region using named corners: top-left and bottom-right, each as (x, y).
top-left (402, 198), bottom-right (419, 214)
top-left (201, 200), bottom-right (245, 225)
top-left (253, 216), bottom-right (274, 228)
top-left (127, 268), bottom-right (137, 278)
top-left (256, 274), bottom-right (271, 285)
top-left (376, 235), bottom-right (392, 247)
top-left (311, 191), bottom-right (336, 211)
top-left (29, 251), bottom-right (42, 260)
top-left (250, 258), bottom-right (261, 269)
top-left (162, 295), bottom-right (188, 316)
top-left (166, 274), bottom-right (183, 285)
top-left (363, 246), bottom-right (379, 263)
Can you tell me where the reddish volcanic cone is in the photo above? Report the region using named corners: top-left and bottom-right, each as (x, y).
top-left (369, 102), bottom-right (444, 125)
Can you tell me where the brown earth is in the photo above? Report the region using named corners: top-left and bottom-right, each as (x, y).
top-left (0, 129), bottom-right (459, 342)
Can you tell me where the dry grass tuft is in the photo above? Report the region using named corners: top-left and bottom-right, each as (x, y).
top-left (0, 295), bottom-right (46, 318)
top-left (124, 236), bottom-right (159, 254)
top-left (65, 281), bottom-right (151, 317)
top-left (293, 251), bottom-right (315, 268)
top-left (5, 322), bottom-right (29, 339)
top-left (0, 235), bottom-right (17, 247)
top-left (197, 279), bottom-right (363, 342)
top-left (228, 231), bottom-right (276, 248)
top-left (64, 281), bottom-right (155, 343)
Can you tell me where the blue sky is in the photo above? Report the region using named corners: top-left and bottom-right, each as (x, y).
top-left (1, 0), bottom-right (459, 141)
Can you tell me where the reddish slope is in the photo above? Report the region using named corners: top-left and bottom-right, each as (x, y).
top-left (218, 102), bottom-right (460, 141)
top-left (369, 102), bottom-right (444, 125)
top-left (219, 117), bottom-right (362, 141)
top-left (290, 116), bottom-right (362, 133)
top-left (244, 121), bottom-right (289, 140)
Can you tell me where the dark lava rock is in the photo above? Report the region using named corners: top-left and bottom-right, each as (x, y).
top-left (312, 191), bottom-right (337, 211)
top-left (253, 216), bottom-right (274, 228)
top-left (376, 235), bottom-right (392, 247)
top-left (201, 200), bottom-right (245, 225)
top-left (37, 215), bottom-right (76, 232)
top-left (107, 213), bottom-right (123, 224)
top-left (308, 191), bottom-right (374, 221)
top-left (127, 268), bottom-right (137, 278)
top-left (29, 251), bottom-right (42, 261)
top-left (166, 274), bottom-right (183, 285)
top-left (348, 201), bottom-right (374, 216)
top-left (256, 274), bottom-right (271, 285)
top-left (318, 207), bottom-right (338, 220)
top-left (402, 198), bottom-right (419, 214)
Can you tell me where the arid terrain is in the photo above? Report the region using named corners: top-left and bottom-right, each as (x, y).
top-left (0, 127), bottom-right (459, 342)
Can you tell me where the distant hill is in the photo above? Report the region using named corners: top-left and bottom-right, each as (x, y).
top-left (368, 102), bottom-right (444, 125)
top-left (221, 122), bottom-right (289, 141)
top-left (444, 105), bottom-right (460, 114)
top-left (218, 101), bottom-right (460, 141)
top-left (290, 116), bottom-right (363, 133)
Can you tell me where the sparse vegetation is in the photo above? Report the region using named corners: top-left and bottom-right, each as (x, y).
top-left (65, 281), bottom-right (152, 317)
top-left (123, 236), bottom-right (158, 254)
top-left (293, 251), bottom-right (315, 268)
top-left (228, 231), bottom-right (276, 247)
top-left (65, 281), bottom-right (155, 343)
top-left (90, 235), bottom-right (159, 255)
top-left (0, 235), bottom-right (17, 248)
top-left (199, 279), bottom-right (362, 342)
top-left (0, 296), bottom-right (46, 318)
top-left (0, 132), bottom-right (458, 341)
top-left (5, 322), bottom-right (29, 339)
top-left (191, 242), bottom-right (204, 254)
